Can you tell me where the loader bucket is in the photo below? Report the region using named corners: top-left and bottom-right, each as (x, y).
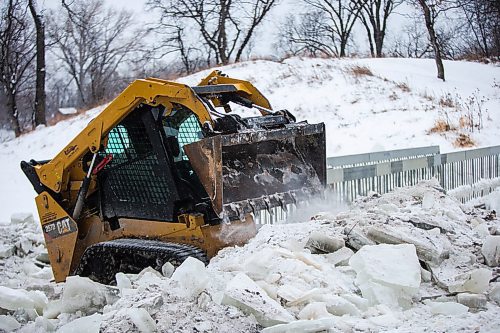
top-left (184, 122), bottom-right (326, 220)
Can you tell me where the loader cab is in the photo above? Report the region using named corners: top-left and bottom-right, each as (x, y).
top-left (96, 104), bottom-right (217, 225)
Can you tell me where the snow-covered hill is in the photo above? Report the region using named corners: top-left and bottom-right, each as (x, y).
top-left (1, 57), bottom-right (499, 224)
top-left (0, 57), bottom-right (499, 333)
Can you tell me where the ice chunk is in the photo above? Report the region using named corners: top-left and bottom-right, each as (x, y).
top-left (34, 316), bottom-right (55, 332)
top-left (341, 294), bottom-right (369, 311)
top-left (0, 244), bottom-right (14, 258)
top-left (11, 212), bottom-right (34, 224)
top-left (428, 301), bottom-right (468, 315)
top-left (118, 308), bottom-right (157, 333)
top-left (489, 283), bottom-right (500, 305)
top-left (243, 248), bottom-right (276, 280)
top-left (457, 293), bottom-right (487, 309)
top-left (28, 290), bottom-right (48, 314)
top-left (294, 251), bottom-right (323, 269)
top-left (261, 318), bottom-right (343, 333)
top-left (420, 267), bottom-right (432, 283)
top-left (161, 262), bottom-right (175, 278)
top-left (422, 192), bottom-right (435, 209)
top-left (57, 313), bottom-right (103, 333)
top-left (171, 257), bottom-right (209, 298)
top-left (481, 235), bottom-right (500, 267)
top-left (222, 273), bottom-right (294, 327)
top-left (61, 276), bottom-right (111, 315)
top-left (256, 280), bottom-right (278, 300)
top-left (276, 284), bottom-right (322, 306)
top-left (344, 227), bottom-right (375, 250)
top-left (0, 315), bottom-right (21, 332)
top-left (298, 302), bottom-right (332, 320)
top-left (349, 244), bottom-right (421, 308)
top-left (136, 271), bottom-right (165, 290)
top-left (305, 232), bottom-right (345, 254)
top-left (366, 225), bottom-right (449, 265)
top-left (116, 273), bottom-right (132, 293)
top-left (36, 252), bottom-right (50, 264)
top-left (325, 247), bottom-right (354, 266)
top-left (448, 268), bottom-right (492, 294)
top-left (321, 294), bottom-right (361, 316)
top-left (473, 223), bottom-right (491, 239)
top-left (0, 286), bottom-right (35, 311)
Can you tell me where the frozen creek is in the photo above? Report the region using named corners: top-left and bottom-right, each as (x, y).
top-left (0, 179), bottom-right (499, 332)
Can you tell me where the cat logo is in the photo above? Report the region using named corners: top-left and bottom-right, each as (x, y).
top-left (43, 217), bottom-right (77, 239)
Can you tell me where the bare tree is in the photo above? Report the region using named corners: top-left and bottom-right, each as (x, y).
top-left (413, 0), bottom-right (459, 81)
top-left (281, 0), bottom-right (367, 57)
top-left (279, 12), bottom-right (340, 57)
top-left (0, 0), bottom-right (36, 136)
top-left (147, 0), bottom-right (278, 65)
top-left (48, 0), bottom-right (141, 108)
top-left (28, 0), bottom-right (46, 127)
top-left (390, 19), bottom-right (432, 58)
top-left (358, 0), bottom-right (402, 57)
top-left (457, 0), bottom-right (500, 59)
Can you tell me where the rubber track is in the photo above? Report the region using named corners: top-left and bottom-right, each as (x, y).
top-left (74, 238), bottom-right (208, 284)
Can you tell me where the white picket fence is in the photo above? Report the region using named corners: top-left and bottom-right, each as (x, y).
top-left (255, 145), bottom-right (500, 224)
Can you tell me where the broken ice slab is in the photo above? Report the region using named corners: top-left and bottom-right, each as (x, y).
top-left (489, 283), bottom-right (500, 305)
top-left (114, 308), bottom-right (157, 333)
top-left (0, 286), bottom-right (45, 312)
top-left (349, 244), bottom-right (421, 308)
top-left (243, 248), bottom-right (276, 280)
top-left (222, 273), bottom-right (295, 327)
top-left (481, 235), bottom-right (500, 267)
top-left (10, 212), bottom-right (34, 224)
top-left (457, 293), bottom-right (487, 309)
top-left (261, 318), bottom-right (343, 333)
top-left (61, 276), bottom-right (117, 315)
top-left (427, 301), bottom-right (469, 315)
top-left (171, 257), bottom-right (209, 299)
top-left (161, 262), bottom-right (175, 278)
top-left (0, 244), bottom-right (14, 258)
top-left (325, 247), bottom-right (354, 266)
top-left (305, 231), bottom-right (345, 254)
top-left (366, 225), bottom-right (450, 265)
top-left (298, 302), bottom-right (332, 320)
top-left (320, 294), bottom-right (361, 316)
top-left (344, 227), bottom-right (375, 250)
top-left (448, 268), bottom-right (492, 294)
top-left (57, 313), bottom-right (103, 333)
top-left (0, 315), bottom-right (21, 332)
top-left (115, 272), bottom-right (132, 294)
top-left (276, 284), bottom-right (322, 306)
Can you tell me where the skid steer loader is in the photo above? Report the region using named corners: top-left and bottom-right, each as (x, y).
top-left (21, 70), bottom-right (326, 283)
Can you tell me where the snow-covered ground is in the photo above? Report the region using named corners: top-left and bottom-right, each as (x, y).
top-left (0, 58), bottom-right (499, 332)
top-left (0, 180), bottom-right (499, 332)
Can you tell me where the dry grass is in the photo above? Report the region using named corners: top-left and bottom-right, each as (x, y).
top-left (439, 94), bottom-right (455, 108)
top-left (348, 65), bottom-right (374, 77)
top-left (454, 133), bottom-right (475, 147)
top-left (459, 115), bottom-right (472, 129)
top-left (396, 82), bottom-right (410, 92)
top-left (428, 119), bottom-right (453, 134)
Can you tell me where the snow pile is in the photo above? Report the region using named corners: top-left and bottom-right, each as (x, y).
top-left (0, 182), bottom-right (499, 331)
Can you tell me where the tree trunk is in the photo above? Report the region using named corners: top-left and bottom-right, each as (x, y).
top-left (418, 0), bottom-right (445, 81)
top-left (6, 91), bottom-right (21, 136)
top-left (28, 0), bottom-right (46, 127)
top-left (374, 31), bottom-right (384, 57)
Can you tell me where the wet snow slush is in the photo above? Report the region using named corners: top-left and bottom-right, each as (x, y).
top-left (0, 179), bottom-right (499, 332)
